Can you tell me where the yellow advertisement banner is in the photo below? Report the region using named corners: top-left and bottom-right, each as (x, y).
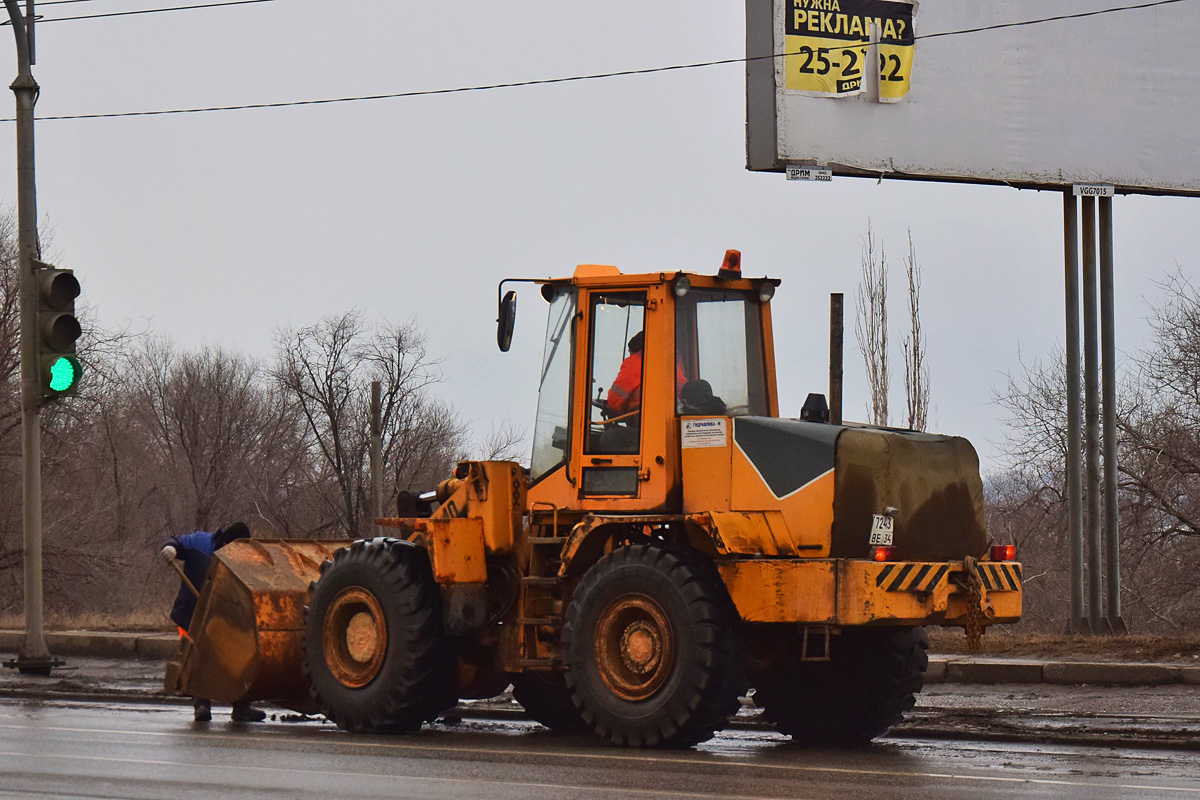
top-left (784, 0), bottom-right (917, 103)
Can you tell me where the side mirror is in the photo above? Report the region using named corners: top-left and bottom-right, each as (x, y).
top-left (497, 290), bottom-right (517, 352)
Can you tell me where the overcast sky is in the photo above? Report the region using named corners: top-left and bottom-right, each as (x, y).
top-left (3, 1), bottom-right (1197, 475)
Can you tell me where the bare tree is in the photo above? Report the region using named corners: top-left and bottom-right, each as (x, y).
top-left (855, 221), bottom-right (888, 425)
top-left (0, 212), bottom-right (22, 605)
top-left (984, 469), bottom-right (1070, 628)
top-left (902, 230), bottom-right (929, 431)
top-left (476, 420), bottom-right (527, 463)
top-left (274, 312), bottom-right (466, 537)
top-left (125, 340), bottom-right (314, 539)
top-left (0, 212), bottom-right (129, 612)
top-left (992, 270), bottom-right (1200, 630)
top-left (1119, 269), bottom-right (1200, 542)
top-left (0, 211), bottom-right (25, 444)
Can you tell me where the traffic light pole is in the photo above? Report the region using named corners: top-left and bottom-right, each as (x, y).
top-left (2, 0), bottom-right (60, 675)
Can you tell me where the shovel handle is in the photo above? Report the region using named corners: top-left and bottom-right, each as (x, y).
top-left (168, 557), bottom-right (201, 599)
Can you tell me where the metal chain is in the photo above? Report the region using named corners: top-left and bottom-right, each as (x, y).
top-left (962, 555), bottom-right (984, 653)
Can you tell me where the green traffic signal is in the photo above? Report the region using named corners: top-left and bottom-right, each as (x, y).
top-left (33, 261), bottom-right (82, 400)
top-left (46, 355), bottom-right (80, 393)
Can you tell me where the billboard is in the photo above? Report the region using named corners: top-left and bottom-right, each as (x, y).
top-left (746, 0), bottom-right (1200, 196)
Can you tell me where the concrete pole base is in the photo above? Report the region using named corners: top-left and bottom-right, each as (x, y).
top-left (3, 654), bottom-right (66, 676)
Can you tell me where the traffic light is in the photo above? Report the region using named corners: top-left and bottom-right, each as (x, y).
top-left (33, 259), bottom-right (81, 399)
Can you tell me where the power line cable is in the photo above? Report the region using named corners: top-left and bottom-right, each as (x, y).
top-left (37, 0), bottom-right (114, 7)
top-left (39, 0), bottom-right (276, 22)
top-left (919, 0), bottom-right (1190, 39)
top-left (7, 0), bottom-right (1195, 121)
top-left (0, 0), bottom-right (272, 23)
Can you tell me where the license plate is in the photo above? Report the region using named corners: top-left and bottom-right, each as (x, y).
top-left (869, 514), bottom-right (894, 546)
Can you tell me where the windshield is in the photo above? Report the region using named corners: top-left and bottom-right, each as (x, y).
top-left (675, 288), bottom-right (769, 416)
top-left (530, 287), bottom-right (577, 482)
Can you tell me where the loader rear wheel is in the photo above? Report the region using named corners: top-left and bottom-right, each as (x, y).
top-left (305, 538), bottom-right (455, 733)
top-left (511, 671), bottom-right (586, 731)
top-left (754, 626), bottom-right (928, 744)
top-left (563, 545), bottom-right (744, 748)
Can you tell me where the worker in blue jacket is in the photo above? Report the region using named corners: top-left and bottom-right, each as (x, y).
top-left (161, 522), bottom-right (265, 723)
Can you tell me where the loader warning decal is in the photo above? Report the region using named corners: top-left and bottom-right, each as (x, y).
top-left (784, 0), bottom-right (917, 103)
top-left (682, 418), bottom-right (727, 448)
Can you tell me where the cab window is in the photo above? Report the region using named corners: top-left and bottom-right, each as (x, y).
top-left (675, 288), bottom-right (768, 416)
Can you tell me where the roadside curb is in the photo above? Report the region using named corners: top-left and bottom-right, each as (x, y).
top-left (0, 630), bottom-right (177, 661)
top-left (925, 656), bottom-right (1200, 687)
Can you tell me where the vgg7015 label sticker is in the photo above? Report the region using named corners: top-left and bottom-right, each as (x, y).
top-left (784, 0), bottom-right (917, 103)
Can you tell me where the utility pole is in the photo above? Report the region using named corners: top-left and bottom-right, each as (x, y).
top-left (828, 293), bottom-right (843, 425)
top-left (370, 381), bottom-right (383, 536)
top-left (2, 0), bottom-right (62, 675)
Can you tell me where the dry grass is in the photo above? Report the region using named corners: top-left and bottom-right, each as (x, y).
top-left (928, 626), bottom-right (1200, 663)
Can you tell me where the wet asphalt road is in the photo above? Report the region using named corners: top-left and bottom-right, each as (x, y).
top-left (1, 700), bottom-right (1199, 800)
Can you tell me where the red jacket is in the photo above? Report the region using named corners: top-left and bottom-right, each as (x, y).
top-left (606, 352), bottom-right (643, 413)
top-left (606, 353), bottom-right (687, 413)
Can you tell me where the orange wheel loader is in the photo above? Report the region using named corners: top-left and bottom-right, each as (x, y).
top-left (166, 253), bottom-right (1022, 747)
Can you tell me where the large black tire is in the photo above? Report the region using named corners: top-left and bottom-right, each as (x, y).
top-left (562, 545), bottom-right (744, 748)
top-left (754, 626), bottom-right (928, 744)
top-left (305, 538), bottom-right (456, 733)
top-left (511, 671), bottom-right (587, 731)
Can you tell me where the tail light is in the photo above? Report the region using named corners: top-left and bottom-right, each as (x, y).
top-left (873, 546), bottom-right (898, 562)
top-left (990, 544), bottom-right (1017, 561)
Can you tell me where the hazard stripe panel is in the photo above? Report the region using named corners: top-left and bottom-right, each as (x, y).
top-left (976, 562), bottom-right (1022, 592)
top-left (874, 563), bottom-right (951, 593)
top-left (872, 562), bottom-right (1021, 593)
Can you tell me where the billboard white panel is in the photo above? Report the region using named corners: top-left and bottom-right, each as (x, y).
top-left (746, 0), bottom-right (1200, 196)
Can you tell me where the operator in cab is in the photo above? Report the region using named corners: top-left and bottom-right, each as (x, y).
top-left (605, 330), bottom-right (702, 416)
top-left (606, 331), bottom-right (645, 414)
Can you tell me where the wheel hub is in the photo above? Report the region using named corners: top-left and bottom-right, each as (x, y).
top-left (594, 594), bottom-right (674, 701)
top-left (323, 587), bottom-right (387, 688)
top-left (345, 612), bottom-right (377, 663)
top-left (620, 621), bottom-right (662, 674)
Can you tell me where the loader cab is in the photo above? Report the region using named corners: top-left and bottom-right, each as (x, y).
top-left (505, 259), bottom-right (779, 515)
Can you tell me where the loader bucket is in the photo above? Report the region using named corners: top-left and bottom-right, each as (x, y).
top-left (164, 539), bottom-right (348, 712)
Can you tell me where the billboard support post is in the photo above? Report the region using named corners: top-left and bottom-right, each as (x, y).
top-left (1099, 198), bottom-right (1126, 633)
top-left (1081, 197), bottom-right (1106, 634)
top-left (1063, 192), bottom-right (1087, 634)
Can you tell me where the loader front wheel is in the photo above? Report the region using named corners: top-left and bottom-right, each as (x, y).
top-left (754, 626), bottom-right (928, 744)
top-left (305, 539), bottom-right (455, 733)
top-left (563, 545), bottom-right (744, 748)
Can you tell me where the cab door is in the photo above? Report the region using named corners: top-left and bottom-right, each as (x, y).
top-left (577, 290), bottom-right (647, 500)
